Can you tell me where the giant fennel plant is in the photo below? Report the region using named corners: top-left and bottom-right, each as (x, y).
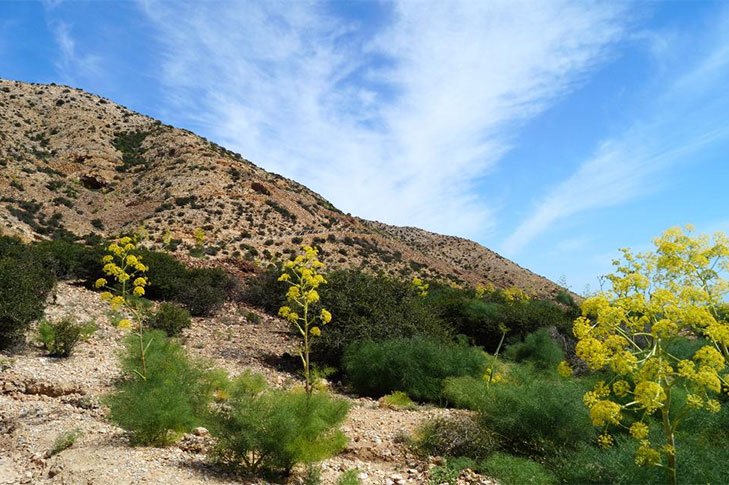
top-left (278, 246), bottom-right (332, 395)
top-left (95, 236), bottom-right (150, 378)
top-left (559, 225), bottom-right (729, 485)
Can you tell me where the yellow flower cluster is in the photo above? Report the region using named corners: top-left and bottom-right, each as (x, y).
top-left (278, 246), bottom-right (332, 394)
top-left (412, 277), bottom-right (429, 297)
top-left (96, 235), bottom-right (149, 330)
top-left (564, 226), bottom-right (729, 470)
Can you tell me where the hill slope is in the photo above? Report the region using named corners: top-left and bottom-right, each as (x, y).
top-left (0, 78), bottom-right (561, 296)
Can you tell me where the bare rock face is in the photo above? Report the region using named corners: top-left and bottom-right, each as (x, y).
top-left (0, 77), bottom-right (565, 297)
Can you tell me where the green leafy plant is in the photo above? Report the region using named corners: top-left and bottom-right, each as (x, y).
top-left (37, 317), bottom-right (97, 357)
top-left (379, 391), bottom-right (416, 409)
top-left (105, 330), bottom-right (225, 445)
top-left (336, 470), bottom-right (362, 485)
top-left (343, 336), bottom-right (486, 402)
top-left (504, 328), bottom-right (565, 370)
top-left (562, 226), bottom-right (729, 484)
top-left (148, 302), bottom-right (191, 337)
top-left (48, 428), bottom-right (83, 456)
top-left (206, 371), bottom-right (349, 476)
top-left (277, 246), bottom-right (332, 394)
top-left (0, 236), bottom-right (56, 349)
top-left (480, 452), bottom-right (557, 485)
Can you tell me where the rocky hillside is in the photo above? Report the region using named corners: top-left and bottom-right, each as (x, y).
top-left (0, 78), bottom-right (561, 296)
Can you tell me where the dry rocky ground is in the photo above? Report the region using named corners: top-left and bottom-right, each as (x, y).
top-left (0, 282), bottom-right (496, 485)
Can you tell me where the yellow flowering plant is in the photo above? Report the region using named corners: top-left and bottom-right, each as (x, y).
top-left (96, 235), bottom-right (151, 379)
top-left (278, 246), bottom-right (332, 395)
top-left (412, 276), bottom-right (429, 297)
top-left (560, 226), bottom-right (729, 485)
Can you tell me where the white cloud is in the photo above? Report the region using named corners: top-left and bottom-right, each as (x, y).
top-left (503, 10), bottom-right (729, 255)
top-left (139, 0), bottom-right (627, 238)
top-left (48, 20), bottom-right (102, 82)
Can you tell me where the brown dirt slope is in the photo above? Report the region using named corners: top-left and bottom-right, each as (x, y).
top-left (0, 78), bottom-right (561, 297)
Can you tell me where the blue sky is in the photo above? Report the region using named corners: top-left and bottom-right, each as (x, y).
top-left (2, 0), bottom-right (729, 293)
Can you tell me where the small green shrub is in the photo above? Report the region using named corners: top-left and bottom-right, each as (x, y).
top-left (475, 366), bottom-right (595, 457)
top-left (336, 470), bottom-right (361, 485)
top-left (37, 317), bottom-right (97, 357)
top-left (412, 415), bottom-right (499, 460)
top-left (343, 336), bottom-right (486, 402)
top-left (441, 376), bottom-right (489, 410)
top-left (206, 371), bottom-right (349, 475)
top-left (0, 236), bottom-right (56, 349)
top-left (105, 330), bottom-right (225, 445)
top-left (32, 239), bottom-right (105, 283)
top-left (480, 453), bottom-right (556, 485)
top-left (315, 270), bottom-right (451, 365)
top-left (140, 250), bottom-right (236, 316)
top-left (48, 428), bottom-right (83, 456)
top-left (504, 328), bottom-right (564, 369)
top-left (244, 311), bottom-right (261, 324)
top-left (149, 303), bottom-right (191, 336)
top-left (240, 264), bottom-right (287, 313)
top-left (379, 391), bottom-right (416, 409)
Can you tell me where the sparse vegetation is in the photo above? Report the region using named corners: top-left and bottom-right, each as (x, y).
top-left (37, 317), bottom-right (97, 357)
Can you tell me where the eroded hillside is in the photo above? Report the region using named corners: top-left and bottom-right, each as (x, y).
top-left (0, 78), bottom-right (561, 296)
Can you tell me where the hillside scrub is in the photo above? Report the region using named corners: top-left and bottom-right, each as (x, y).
top-left (343, 336), bottom-right (487, 402)
top-left (105, 329), bottom-right (226, 445)
top-left (0, 236), bottom-right (57, 349)
top-left (206, 371), bottom-right (350, 477)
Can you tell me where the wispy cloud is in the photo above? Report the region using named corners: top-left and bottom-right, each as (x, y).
top-left (48, 20), bottom-right (102, 83)
top-left (139, 0), bottom-right (627, 239)
top-left (503, 10), bottom-right (729, 255)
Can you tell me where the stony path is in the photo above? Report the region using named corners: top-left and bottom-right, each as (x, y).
top-left (0, 283), bottom-right (494, 484)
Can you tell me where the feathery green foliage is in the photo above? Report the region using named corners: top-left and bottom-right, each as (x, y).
top-left (343, 336), bottom-right (486, 402)
top-left (105, 330), bottom-right (226, 445)
top-left (206, 371), bottom-right (349, 476)
top-left (37, 317), bottom-right (97, 357)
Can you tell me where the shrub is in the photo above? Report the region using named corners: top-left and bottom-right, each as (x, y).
top-left (105, 330), bottom-right (226, 445)
top-left (503, 328), bottom-right (564, 370)
top-left (314, 270), bottom-right (451, 366)
top-left (343, 336), bottom-right (486, 402)
top-left (206, 371), bottom-right (349, 475)
top-left (0, 236), bottom-right (56, 349)
top-left (443, 365), bottom-right (595, 458)
top-left (37, 317), bottom-right (97, 357)
top-left (336, 470), bottom-right (361, 485)
top-left (480, 453), bottom-right (556, 485)
top-left (379, 391), bottom-right (416, 409)
top-left (240, 264), bottom-right (287, 313)
top-left (425, 286), bottom-right (572, 352)
top-left (411, 415), bottom-right (499, 460)
top-left (244, 311), bottom-right (261, 324)
top-left (48, 428), bottom-right (83, 456)
top-left (149, 302), bottom-right (191, 336)
top-left (140, 250), bottom-right (236, 316)
top-left (31, 239), bottom-right (105, 283)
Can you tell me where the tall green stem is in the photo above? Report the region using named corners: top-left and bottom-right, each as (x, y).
top-left (661, 391), bottom-right (677, 485)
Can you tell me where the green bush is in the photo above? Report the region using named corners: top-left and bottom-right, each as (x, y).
top-left (105, 330), bottom-right (225, 445)
top-left (379, 391), bottom-right (416, 409)
top-left (441, 376), bottom-right (490, 410)
top-left (343, 336), bottom-right (486, 402)
top-left (503, 328), bottom-right (564, 370)
top-left (245, 311), bottom-right (261, 324)
top-left (445, 365), bottom-right (595, 457)
top-left (480, 453), bottom-right (556, 485)
top-left (239, 264), bottom-right (287, 313)
top-left (424, 286), bottom-right (572, 352)
top-left (140, 250), bottom-right (236, 316)
top-left (412, 415), bottom-right (499, 460)
top-left (206, 371), bottom-right (349, 476)
top-left (149, 302), bottom-right (191, 336)
top-left (0, 236), bottom-right (56, 349)
top-left (48, 428), bottom-right (83, 456)
top-left (314, 270), bottom-right (451, 365)
top-left (32, 239), bottom-right (105, 283)
top-left (37, 317), bottom-right (97, 357)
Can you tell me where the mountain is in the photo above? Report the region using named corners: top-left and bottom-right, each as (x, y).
top-left (0, 78), bottom-right (563, 297)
